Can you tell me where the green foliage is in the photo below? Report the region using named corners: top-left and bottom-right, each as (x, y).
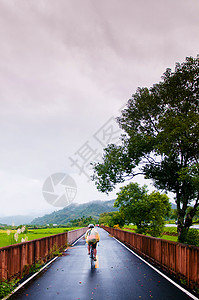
top-left (184, 228), bottom-right (199, 246)
top-left (70, 216), bottom-right (96, 227)
top-left (0, 279), bottom-right (18, 298)
top-left (115, 182), bottom-right (171, 237)
top-left (124, 224), bottom-right (137, 230)
top-left (99, 212), bottom-right (114, 226)
top-left (98, 211), bottom-right (125, 228)
top-left (92, 144), bottom-right (134, 193)
top-left (52, 250), bottom-right (63, 257)
top-left (193, 207), bottom-right (199, 223)
top-left (109, 211), bottom-right (125, 228)
top-left (169, 209), bottom-right (178, 221)
top-left (123, 225), bottom-right (199, 244)
top-left (115, 183), bottom-right (148, 226)
top-left (26, 262), bottom-right (42, 275)
top-left (162, 226), bottom-right (177, 235)
top-left (92, 56), bottom-right (199, 242)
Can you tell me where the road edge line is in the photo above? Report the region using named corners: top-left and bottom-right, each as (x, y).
top-left (3, 256), bottom-right (58, 300)
top-left (112, 236), bottom-right (198, 300)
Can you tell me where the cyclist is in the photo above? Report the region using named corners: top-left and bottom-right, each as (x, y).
top-left (85, 224), bottom-right (100, 260)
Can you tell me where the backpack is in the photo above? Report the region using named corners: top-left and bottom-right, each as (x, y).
top-left (87, 229), bottom-right (97, 244)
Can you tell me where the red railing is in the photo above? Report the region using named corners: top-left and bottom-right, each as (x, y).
top-left (101, 226), bottom-right (199, 289)
top-left (68, 227), bottom-right (87, 245)
top-left (0, 227), bottom-right (87, 281)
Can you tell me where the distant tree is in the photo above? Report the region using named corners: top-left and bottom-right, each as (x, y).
top-left (99, 212), bottom-right (114, 226)
top-left (108, 211), bottom-right (126, 228)
top-left (169, 209), bottom-right (178, 221)
top-left (115, 183), bottom-right (171, 236)
top-left (70, 216), bottom-right (96, 227)
top-left (92, 56), bottom-right (199, 242)
top-left (98, 211), bottom-right (125, 228)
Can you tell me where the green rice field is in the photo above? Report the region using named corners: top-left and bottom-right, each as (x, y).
top-left (123, 225), bottom-right (178, 242)
top-left (0, 227), bottom-right (80, 248)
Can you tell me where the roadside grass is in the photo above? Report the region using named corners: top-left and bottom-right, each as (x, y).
top-left (0, 230), bottom-right (11, 247)
top-left (162, 226), bottom-right (177, 234)
top-left (0, 227), bottom-right (81, 248)
top-left (124, 225), bottom-right (177, 233)
top-left (159, 235), bottom-right (178, 242)
top-left (122, 225), bottom-right (178, 243)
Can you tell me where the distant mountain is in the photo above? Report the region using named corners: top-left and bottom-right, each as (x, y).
top-left (1, 200), bottom-right (176, 226)
top-left (0, 215), bottom-right (35, 226)
top-left (31, 200), bottom-right (118, 225)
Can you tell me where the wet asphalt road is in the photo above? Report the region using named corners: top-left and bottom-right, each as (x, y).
top-left (10, 228), bottom-right (196, 300)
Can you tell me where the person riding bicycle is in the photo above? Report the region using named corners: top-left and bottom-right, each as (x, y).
top-left (85, 224), bottom-right (100, 261)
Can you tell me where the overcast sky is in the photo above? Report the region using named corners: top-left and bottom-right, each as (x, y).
top-left (0, 0), bottom-right (199, 217)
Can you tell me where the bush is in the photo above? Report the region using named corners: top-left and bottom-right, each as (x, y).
top-left (136, 227), bottom-right (148, 235)
top-left (0, 280), bottom-right (17, 298)
top-left (185, 229), bottom-right (199, 246)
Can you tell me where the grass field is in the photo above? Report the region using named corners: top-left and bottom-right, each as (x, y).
top-left (160, 235), bottom-right (178, 242)
top-left (0, 227), bottom-right (81, 248)
top-left (122, 225), bottom-right (178, 242)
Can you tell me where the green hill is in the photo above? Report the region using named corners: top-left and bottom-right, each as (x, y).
top-left (31, 200), bottom-right (118, 225)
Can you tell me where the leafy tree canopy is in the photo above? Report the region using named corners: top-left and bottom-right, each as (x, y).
top-left (92, 56), bottom-right (199, 242)
top-left (115, 183), bottom-right (171, 236)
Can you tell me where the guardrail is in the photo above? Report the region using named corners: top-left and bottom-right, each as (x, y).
top-left (101, 226), bottom-right (199, 289)
top-left (68, 228), bottom-right (87, 245)
top-left (0, 227), bottom-right (87, 281)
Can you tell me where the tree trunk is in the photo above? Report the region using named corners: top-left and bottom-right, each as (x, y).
top-left (177, 214), bottom-right (187, 243)
top-left (177, 205), bottom-right (197, 243)
top-left (176, 188), bottom-right (188, 243)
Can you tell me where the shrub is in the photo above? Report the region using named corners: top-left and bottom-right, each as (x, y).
top-left (0, 280), bottom-right (18, 298)
top-left (185, 229), bottom-right (199, 246)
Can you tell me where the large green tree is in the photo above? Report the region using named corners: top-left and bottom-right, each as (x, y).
top-left (92, 56), bottom-right (199, 242)
top-left (115, 183), bottom-right (171, 236)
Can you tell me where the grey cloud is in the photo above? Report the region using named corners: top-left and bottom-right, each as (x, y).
top-left (0, 0), bottom-right (199, 216)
